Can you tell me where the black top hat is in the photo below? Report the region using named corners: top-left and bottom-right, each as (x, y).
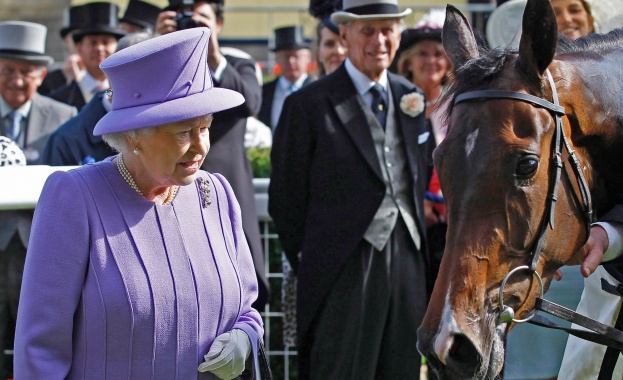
top-left (72, 2), bottom-right (126, 43)
top-left (309, 0), bottom-right (342, 34)
top-left (120, 0), bottom-right (162, 30)
top-left (60, 5), bottom-right (88, 39)
top-left (271, 26), bottom-right (309, 52)
top-left (167, 0), bottom-right (224, 9)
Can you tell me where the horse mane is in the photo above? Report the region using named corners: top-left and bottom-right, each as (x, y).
top-left (556, 28), bottom-right (623, 56)
top-left (442, 28), bottom-right (623, 122)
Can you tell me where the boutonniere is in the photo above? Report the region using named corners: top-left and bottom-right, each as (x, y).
top-left (400, 92), bottom-right (425, 117)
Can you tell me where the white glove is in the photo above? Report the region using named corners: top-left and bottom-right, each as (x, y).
top-left (198, 329), bottom-right (251, 380)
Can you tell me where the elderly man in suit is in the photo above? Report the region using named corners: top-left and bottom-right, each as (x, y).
top-left (258, 25), bottom-right (313, 130)
top-left (0, 21), bottom-right (77, 378)
top-left (269, 0), bottom-right (435, 378)
top-left (155, 0), bottom-right (269, 311)
top-left (50, 2), bottom-right (125, 111)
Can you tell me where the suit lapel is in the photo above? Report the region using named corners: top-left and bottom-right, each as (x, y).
top-left (388, 73), bottom-right (424, 180)
top-left (26, 94), bottom-right (49, 146)
top-left (331, 67), bottom-right (383, 180)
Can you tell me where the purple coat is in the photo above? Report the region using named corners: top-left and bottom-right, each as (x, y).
top-left (14, 158), bottom-right (263, 379)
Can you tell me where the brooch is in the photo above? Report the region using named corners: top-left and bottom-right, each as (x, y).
top-left (197, 177), bottom-right (211, 208)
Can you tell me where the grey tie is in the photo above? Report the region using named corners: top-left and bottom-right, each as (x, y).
top-left (7, 110), bottom-right (22, 141)
top-left (369, 83), bottom-right (387, 129)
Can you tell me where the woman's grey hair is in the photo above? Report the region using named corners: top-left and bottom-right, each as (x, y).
top-left (102, 128), bottom-right (155, 153)
top-left (116, 31), bottom-right (152, 52)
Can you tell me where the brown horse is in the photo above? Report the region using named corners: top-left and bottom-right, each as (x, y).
top-left (416, 0), bottom-right (623, 378)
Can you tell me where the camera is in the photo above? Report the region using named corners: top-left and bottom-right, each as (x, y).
top-left (173, 0), bottom-right (199, 30)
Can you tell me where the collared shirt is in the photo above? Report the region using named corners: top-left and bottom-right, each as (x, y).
top-left (595, 222), bottom-right (623, 261)
top-left (78, 72), bottom-right (109, 104)
top-left (270, 74), bottom-right (309, 130)
top-left (344, 58), bottom-right (389, 107)
top-left (1, 96), bottom-right (32, 146)
top-left (210, 56), bottom-right (228, 84)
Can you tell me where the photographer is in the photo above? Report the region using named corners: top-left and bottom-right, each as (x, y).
top-left (155, 0), bottom-right (270, 312)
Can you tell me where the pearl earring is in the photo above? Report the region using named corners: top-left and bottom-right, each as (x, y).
top-left (133, 148), bottom-right (139, 155)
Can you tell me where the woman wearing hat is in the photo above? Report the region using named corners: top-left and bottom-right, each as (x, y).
top-left (394, 11), bottom-right (451, 145)
top-left (14, 28), bottom-right (263, 380)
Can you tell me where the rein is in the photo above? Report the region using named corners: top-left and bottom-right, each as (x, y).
top-left (452, 70), bottom-right (623, 350)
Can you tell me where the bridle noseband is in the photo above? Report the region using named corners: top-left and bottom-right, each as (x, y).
top-left (453, 70), bottom-right (594, 324)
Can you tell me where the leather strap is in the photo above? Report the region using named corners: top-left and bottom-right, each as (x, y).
top-left (528, 298), bottom-right (623, 350)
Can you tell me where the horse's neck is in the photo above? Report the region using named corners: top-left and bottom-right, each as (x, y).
top-left (557, 51), bottom-right (623, 212)
top-left (558, 51), bottom-right (623, 136)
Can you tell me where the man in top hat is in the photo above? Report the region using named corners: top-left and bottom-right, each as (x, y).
top-left (38, 5), bottom-right (87, 96)
top-left (119, 0), bottom-right (162, 33)
top-left (155, 0), bottom-right (270, 312)
top-left (258, 25), bottom-right (313, 130)
top-left (269, 0), bottom-right (435, 377)
top-left (51, 2), bottom-right (126, 111)
top-left (0, 20), bottom-right (77, 378)
top-left (43, 32), bottom-right (153, 167)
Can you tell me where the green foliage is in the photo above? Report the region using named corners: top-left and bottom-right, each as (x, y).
top-left (247, 147), bottom-right (272, 178)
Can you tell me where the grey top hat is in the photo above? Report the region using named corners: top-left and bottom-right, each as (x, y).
top-left (0, 21), bottom-right (53, 66)
top-left (271, 26), bottom-right (309, 52)
top-left (331, 0), bottom-right (411, 25)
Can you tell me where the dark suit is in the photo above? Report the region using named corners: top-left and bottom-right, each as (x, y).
top-left (37, 69), bottom-right (68, 97)
top-left (0, 93), bottom-right (76, 378)
top-left (43, 90), bottom-right (115, 166)
top-left (257, 75), bottom-right (314, 129)
top-left (49, 80), bottom-right (87, 111)
top-left (269, 65), bottom-right (433, 378)
top-left (200, 54), bottom-right (269, 310)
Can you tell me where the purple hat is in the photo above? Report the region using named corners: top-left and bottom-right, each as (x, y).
top-left (94, 28), bottom-right (244, 136)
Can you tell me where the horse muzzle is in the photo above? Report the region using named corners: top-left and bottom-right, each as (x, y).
top-left (417, 324), bottom-right (490, 380)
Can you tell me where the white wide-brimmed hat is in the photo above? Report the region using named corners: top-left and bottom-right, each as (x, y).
top-left (0, 21), bottom-right (53, 66)
top-left (331, 0), bottom-right (411, 25)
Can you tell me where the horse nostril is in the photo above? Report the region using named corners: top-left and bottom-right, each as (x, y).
top-left (446, 333), bottom-right (483, 375)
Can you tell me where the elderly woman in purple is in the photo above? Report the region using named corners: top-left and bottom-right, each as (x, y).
top-left (14, 28), bottom-right (263, 379)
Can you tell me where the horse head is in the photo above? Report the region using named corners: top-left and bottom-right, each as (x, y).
top-left (416, 0), bottom-right (603, 378)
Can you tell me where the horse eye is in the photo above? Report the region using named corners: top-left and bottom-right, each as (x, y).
top-left (515, 156), bottom-right (539, 178)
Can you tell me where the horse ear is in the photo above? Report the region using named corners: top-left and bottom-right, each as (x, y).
top-left (442, 4), bottom-right (479, 70)
top-left (517, 0), bottom-right (558, 77)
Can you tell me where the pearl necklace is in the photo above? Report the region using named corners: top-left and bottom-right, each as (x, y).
top-left (115, 153), bottom-right (179, 205)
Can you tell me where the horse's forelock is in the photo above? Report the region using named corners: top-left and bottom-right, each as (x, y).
top-left (443, 48), bottom-right (512, 122)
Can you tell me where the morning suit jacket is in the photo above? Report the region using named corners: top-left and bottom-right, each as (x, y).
top-left (0, 93), bottom-right (77, 250)
top-left (43, 90), bottom-right (115, 166)
top-left (200, 54), bottom-right (270, 309)
top-left (49, 80), bottom-right (87, 111)
top-left (269, 64), bottom-right (433, 352)
top-left (257, 75), bottom-right (314, 129)
top-left (37, 69), bottom-right (68, 97)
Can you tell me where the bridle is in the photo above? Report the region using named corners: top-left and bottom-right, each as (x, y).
top-left (452, 70), bottom-right (623, 349)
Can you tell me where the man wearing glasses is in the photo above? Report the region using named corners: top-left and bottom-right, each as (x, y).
top-left (0, 21), bottom-right (76, 379)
